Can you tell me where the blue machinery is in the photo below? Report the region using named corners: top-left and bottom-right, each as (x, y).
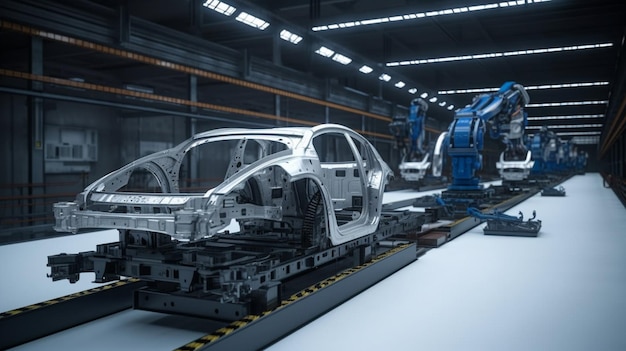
top-left (467, 207), bottom-right (542, 236)
top-left (528, 126), bottom-right (588, 176)
top-left (433, 81), bottom-right (532, 190)
top-left (529, 126), bottom-right (557, 175)
top-left (389, 98), bottom-right (431, 181)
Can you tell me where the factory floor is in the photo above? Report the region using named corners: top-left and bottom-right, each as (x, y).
top-left (2, 173), bottom-right (625, 351)
top-left (269, 173), bottom-right (626, 351)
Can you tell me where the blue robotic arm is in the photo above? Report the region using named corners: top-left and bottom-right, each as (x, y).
top-left (389, 98), bottom-right (431, 181)
top-left (407, 97), bottom-right (428, 159)
top-left (433, 82), bottom-right (530, 190)
top-left (530, 126), bottom-right (557, 175)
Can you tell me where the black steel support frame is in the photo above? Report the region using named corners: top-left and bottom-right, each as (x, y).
top-left (176, 243), bottom-right (416, 351)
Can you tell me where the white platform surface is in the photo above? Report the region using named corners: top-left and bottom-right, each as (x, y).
top-left (269, 173), bottom-right (626, 351)
top-left (3, 174), bottom-right (625, 350)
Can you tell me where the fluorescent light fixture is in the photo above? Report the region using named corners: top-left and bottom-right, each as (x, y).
top-left (524, 81), bottom-right (610, 90)
top-left (420, 92), bottom-right (428, 98)
top-left (438, 81), bottom-right (610, 95)
top-left (570, 136), bottom-right (599, 144)
top-left (386, 43), bottom-right (613, 67)
top-left (235, 12), bottom-right (270, 30)
top-left (203, 0), bottom-right (236, 16)
top-left (312, 0), bottom-right (551, 32)
top-left (379, 73), bottom-right (391, 81)
top-left (395, 81), bottom-right (406, 88)
top-left (438, 101), bottom-right (447, 107)
top-left (527, 114), bottom-right (604, 121)
top-left (527, 100), bottom-right (608, 107)
top-left (408, 88), bottom-right (418, 94)
top-left (359, 65), bottom-right (373, 74)
top-left (279, 29), bottom-right (303, 44)
top-left (439, 87), bottom-right (495, 95)
top-left (124, 84), bottom-right (153, 94)
top-left (526, 124), bottom-right (603, 129)
top-left (429, 97), bottom-right (438, 103)
top-left (556, 131), bottom-right (601, 136)
top-left (315, 46), bottom-right (335, 57)
top-left (332, 53), bottom-right (352, 65)
top-left (447, 105), bottom-right (455, 110)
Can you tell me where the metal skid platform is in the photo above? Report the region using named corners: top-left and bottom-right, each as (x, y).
top-left (175, 243), bottom-right (416, 351)
top-left (1, 243), bottom-right (416, 351)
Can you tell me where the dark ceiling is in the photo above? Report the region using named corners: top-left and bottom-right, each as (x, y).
top-left (122, 0), bottom-right (626, 144)
top-left (2, 0), bottom-right (625, 146)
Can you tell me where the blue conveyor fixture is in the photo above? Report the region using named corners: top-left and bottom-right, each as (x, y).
top-left (467, 206), bottom-right (542, 236)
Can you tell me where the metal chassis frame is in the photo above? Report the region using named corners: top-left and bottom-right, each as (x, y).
top-left (175, 243), bottom-right (417, 351)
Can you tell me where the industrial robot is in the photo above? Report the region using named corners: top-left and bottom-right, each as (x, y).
top-left (431, 81), bottom-right (531, 214)
top-left (528, 126), bottom-right (557, 176)
top-left (388, 97), bottom-right (431, 182)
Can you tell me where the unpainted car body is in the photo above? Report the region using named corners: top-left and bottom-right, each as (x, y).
top-left (54, 124), bottom-right (392, 247)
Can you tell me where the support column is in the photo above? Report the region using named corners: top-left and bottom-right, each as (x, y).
top-left (242, 49), bottom-right (250, 79)
top-left (117, 0), bottom-right (130, 44)
top-left (29, 36), bottom-right (44, 224)
top-left (273, 32), bottom-right (282, 66)
top-left (189, 0), bottom-right (202, 36)
top-left (273, 32), bottom-right (282, 125)
top-left (188, 75), bottom-right (198, 185)
top-left (274, 95), bottom-right (281, 126)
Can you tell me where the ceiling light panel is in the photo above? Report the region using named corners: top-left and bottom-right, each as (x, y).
top-left (408, 88), bottom-right (418, 94)
top-left (312, 0), bottom-right (551, 32)
top-left (527, 114), bottom-right (604, 121)
top-left (332, 53), bottom-right (352, 65)
top-left (526, 100), bottom-right (608, 107)
top-left (526, 124), bottom-right (603, 129)
top-left (203, 0), bottom-right (236, 16)
top-left (570, 136), bottom-right (600, 144)
top-left (395, 81), bottom-right (406, 88)
top-left (315, 46), bottom-right (334, 57)
top-left (359, 65), bottom-right (373, 74)
top-left (438, 81), bottom-right (609, 95)
top-left (279, 29), bottom-right (303, 44)
top-left (235, 12), bottom-right (270, 30)
top-left (379, 73), bottom-right (391, 81)
top-left (556, 131), bottom-right (601, 136)
top-left (387, 43), bottom-right (613, 67)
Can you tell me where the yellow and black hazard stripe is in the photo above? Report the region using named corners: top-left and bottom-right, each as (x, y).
top-left (0, 278), bottom-right (140, 320)
top-left (174, 243), bottom-right (411, 351)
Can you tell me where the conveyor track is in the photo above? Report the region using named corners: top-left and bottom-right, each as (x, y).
top-left (173, 243), bottom-right (416, 351)
top-left (0, 278), bottom-right (146, 350)
top-left (5, 180), bottom-right (565, 349)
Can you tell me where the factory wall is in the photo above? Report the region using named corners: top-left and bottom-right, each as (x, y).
top-left (0, 94), bottom-right (28, 193)
top-left (0, 94), bottom-right (202, 228)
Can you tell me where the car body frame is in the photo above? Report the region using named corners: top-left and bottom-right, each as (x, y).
top-left (54, 124), bottom-right (393, 247)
